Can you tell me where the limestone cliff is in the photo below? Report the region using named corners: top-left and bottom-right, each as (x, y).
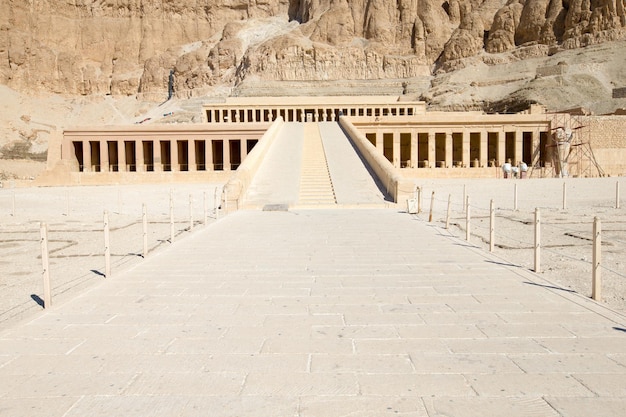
top-left (2, 0), bottom-right (625, 98)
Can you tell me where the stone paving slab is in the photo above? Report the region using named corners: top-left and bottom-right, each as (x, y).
top-left (0, 209), bottom-right (625, 416)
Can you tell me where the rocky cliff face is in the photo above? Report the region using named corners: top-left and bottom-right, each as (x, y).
top-left (1, 0), bottom-right (625, 99)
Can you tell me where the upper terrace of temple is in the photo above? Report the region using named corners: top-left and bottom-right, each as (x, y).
top-left (202, 96), bottom-right (427, 123)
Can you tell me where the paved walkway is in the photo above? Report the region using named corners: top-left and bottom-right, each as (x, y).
top-left (1, 209), bottom-right (625, 416)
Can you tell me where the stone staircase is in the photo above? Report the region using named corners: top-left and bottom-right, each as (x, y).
top-left (298, 124), bottom-right (337, 206)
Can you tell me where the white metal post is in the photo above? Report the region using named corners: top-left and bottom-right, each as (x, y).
top-left (592, 217), bottom-right (602, 301)
top-left (170, 190), bottom-right (175, 242)
top-left (417, 187), bottom-right (422, 213)
top-left (465, 196), bottom-right (470, 241)
top-left (189, 194), bottom-right (193, 231)
top-left (104, 211), bottom-right (111, 278)
top-left (142, 204), bottom-right (148, 258)
top-left (534, 208), bottom-right (540, 273)
top-left (489, 199), bottom-right (495, 252)
top-left (428, 191), bottom-right (435, 223)
top-left (40, 222), bottom-right (51, 308)
top-left (445, 194), bottom-right (452, 229)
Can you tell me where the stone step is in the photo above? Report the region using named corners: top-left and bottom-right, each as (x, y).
top-left (298, 123), bottom-right (337, 206)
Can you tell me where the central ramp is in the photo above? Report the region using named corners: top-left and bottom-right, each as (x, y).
top-left (245, 122), bottom-right (387, 209)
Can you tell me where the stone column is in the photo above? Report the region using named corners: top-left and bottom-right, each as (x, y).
top-left (206, 139), bottom-right (214, 171)
top-left (532, 129), bottom-right (541, 167)
top-left (154, 140), bottom-right (162, 172)
top-left (375, 131), bottom-right (383, 153)
top-left (136, 140), bottom-right (144, 172)
top-left (462, 130), bottom-right (470, 168)
top-left (515, 129), bottom-right (523, 165)
top-left (224, 139), bottom-right (231, 171)
top-left (479, 130), bottom-right (488, 168)
top-left (241, 139), bottom-right (247, 164)
top-left (118, 140), bottom-right (126, 172)
top-left (497, 131), bottom-right (506, 167)
top-left (100, 141), bottom-right (109, 172)
top-left (410, 130), bottom-right (418, 169)
top-left (188, 139), bottom-right (196, 171)
top-left (171, 140), bottom-right (179, 172)
top-left (393, 131), bottom-right (401, 168)
top-left (428, 131), bottom-right (435, 168)
top-left (82, 141), bottom-right (91, 172)
top-left (445, 132), bottom-right (453, 168)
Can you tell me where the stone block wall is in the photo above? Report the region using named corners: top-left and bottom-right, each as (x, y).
top-left (585, 116), bottom-right (626, 148)
top-left (536, 64), bottom-right (568, 78)
top-left (583, 116), bottom-right (626, 175)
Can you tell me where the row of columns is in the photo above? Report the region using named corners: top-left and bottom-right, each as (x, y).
top-left (76, 139), bottom-right (254, 173)
top-left (368, 128), bottom-right (545, 169)
top-left (206, 105), bottom-right (419, 123)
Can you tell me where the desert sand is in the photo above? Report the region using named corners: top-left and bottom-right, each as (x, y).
top-left (1, 177), bottom-right (624, 332)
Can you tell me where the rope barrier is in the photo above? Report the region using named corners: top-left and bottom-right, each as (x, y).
top-left (423, 185), bottom-right (625, 287)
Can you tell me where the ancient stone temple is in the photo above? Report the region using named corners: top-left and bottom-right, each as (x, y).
top-left (38, 96), bottom-right (624, 206)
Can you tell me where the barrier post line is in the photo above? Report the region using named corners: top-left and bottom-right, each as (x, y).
top-left (592, 217), bottom-right (602, 301)
top-left (562, 182), bottom-right (567, 210)
top-left (616, 181), bottom-right (620, 209)
top-left (189, 194), bottom-right (193, 231)
top-left (428, 191), bottom-right (435, 223)
top-left (465, 195), bottom-right (470, 241)
top-left (104, 211), bottom-right (111, 278)
top-left (445, 194), bottom-right (452, 229)
top-left (203, 192), bottom-right (208, 225)
top-left (40, 222), bottom-right (51, 309)
top-left (170, 190), bottom-right (175, 242)
top-left (489, 199), bottom-right (495, 252)
top-left (534, 207), bottom-right (540, 273)
top-left (514, 183), bottom-right (518, 211)
top-left (142, 204), bottom-right (148, 258)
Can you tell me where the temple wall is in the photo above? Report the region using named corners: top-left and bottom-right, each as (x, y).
top-left (583, 116), bottom-right (626, 176)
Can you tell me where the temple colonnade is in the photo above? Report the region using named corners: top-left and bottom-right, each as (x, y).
top-left (355, 120), bottom-right (550, 170)
top-left (62, 125), bottom-right (268, 174)
top-left (55, 98), bottom-right (557, 184)
top-left (203, 97), bottom-right (426, 124)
